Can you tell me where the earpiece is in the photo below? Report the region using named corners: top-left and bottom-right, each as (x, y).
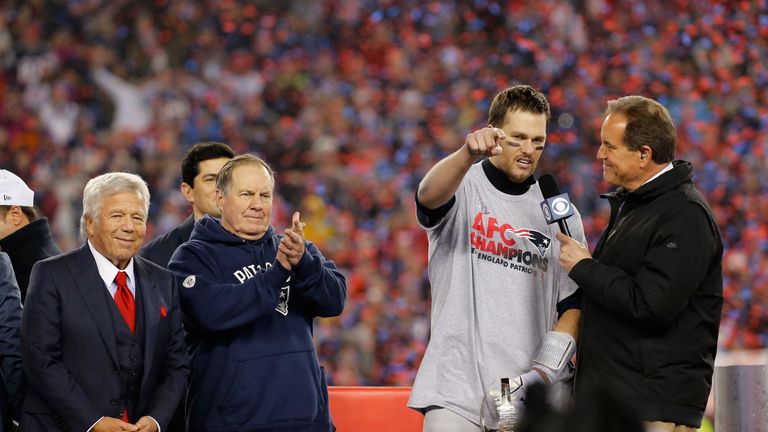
top-left (641, 152), bottom-right (647, 159)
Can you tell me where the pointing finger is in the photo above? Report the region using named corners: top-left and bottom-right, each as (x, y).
top-left (491, 128), bottom-right (504, 154)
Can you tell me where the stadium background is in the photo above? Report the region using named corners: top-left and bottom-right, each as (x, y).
top-left (1, 0), bottom-right (766, 406)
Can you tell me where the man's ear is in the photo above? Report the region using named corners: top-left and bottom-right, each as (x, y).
top-left (215, 189), bottom-right (225, 211)
top-left (8, 206), bottom-right (24, 226)
top-left (180, 183), bottom-right (194, 204)
top-left (639, 146), bottom-right (652, 161)
top-left (84, 215), bottom-right (95, 238)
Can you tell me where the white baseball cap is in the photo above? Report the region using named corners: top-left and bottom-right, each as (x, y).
top-left (0, 169), bottom-right (34, 207)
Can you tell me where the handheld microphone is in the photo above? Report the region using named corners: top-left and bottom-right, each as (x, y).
top-left (538, 173), bottom-right (573, 237)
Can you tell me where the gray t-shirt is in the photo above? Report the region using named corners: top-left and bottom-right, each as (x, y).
top-left (408, 163), bottom-right (586, 424)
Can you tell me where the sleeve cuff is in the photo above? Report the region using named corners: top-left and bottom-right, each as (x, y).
top-left (268, 259), bottom-right (293, 282)
top-left (569, 258), bottom-right (595, 284)
top-left (150, 416), bottom-right (161, 432)
top-left (556, 290), bottom-right (582, 316)
top-left (415, 191), bottom-right (455, 228)
top-left (87, 416), bottom-right (104, 432)
top-left (293, 250), bottom-right (314, 277)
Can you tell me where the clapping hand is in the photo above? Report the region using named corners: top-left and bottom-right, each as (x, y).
top-left (278, 211), bottom-right (307, 267)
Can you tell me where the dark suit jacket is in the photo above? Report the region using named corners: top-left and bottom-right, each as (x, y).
top-left (0, 253), bottom-right (23, 432)
top-left (139, 216), bottom-right (195, 432)
top-left (20, 245), bottom-right (190, 431)
top-left (139, 216), bottom-right (195, 268)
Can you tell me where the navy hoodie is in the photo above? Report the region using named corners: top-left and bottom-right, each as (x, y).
top-left (169, 216), bottom-right (346, 432)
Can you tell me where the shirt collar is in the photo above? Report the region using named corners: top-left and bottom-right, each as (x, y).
top-left (87, 240), bottom-right (136, 296)
top-left (642, 162), bottom-right (674, 187)
top-left (481, 158), bottom-right (536, 195)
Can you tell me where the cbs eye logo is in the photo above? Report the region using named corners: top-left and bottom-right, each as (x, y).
top-left (550, 197), bottom-right (571, 217)
top-left (541, 193), bottom-right (573, 224)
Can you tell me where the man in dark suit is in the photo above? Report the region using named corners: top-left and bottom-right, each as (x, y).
top-left (21, 172), bottom-right (189, 432)
top-left (140, 142), bottom-right (234, 268)
top-left (0, 252), bottom-right (23, 432)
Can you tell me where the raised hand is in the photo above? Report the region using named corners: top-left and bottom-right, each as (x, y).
top-left (276, 249), bottom-right (292, 270)
top-left (278, 211), bottom-right (307, 266)
top-left (465, 127), bottom-right (505, 157)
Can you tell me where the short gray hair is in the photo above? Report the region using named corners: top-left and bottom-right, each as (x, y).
top-left (216, 154), bottom-right (274, 195)
top-left (80, 172), bottom-right (150, 239)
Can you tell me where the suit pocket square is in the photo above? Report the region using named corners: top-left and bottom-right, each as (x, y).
top-left (160, 305), bottom-right (168, 317)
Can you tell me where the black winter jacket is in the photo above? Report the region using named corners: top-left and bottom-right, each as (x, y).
top-left (570, 161), bottom-right (722, 427)
top-left (0, 218), bottom-right (61, 301)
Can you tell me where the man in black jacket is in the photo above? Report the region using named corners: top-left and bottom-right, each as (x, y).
top-left (0, 253), bottom-right (23, 432)
top-left (557, 95), bottom-right (722, 431)
top-left (140, 141), bottom-right (234, 268)
top-left (0, 169), bottom-right (61, 301)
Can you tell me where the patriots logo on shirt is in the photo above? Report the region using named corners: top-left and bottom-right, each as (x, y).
top-left (275, 286), bottom-right (289, 316)
top-left (276, 279), bottom-right (290, 316)
top-left (512, 228), bottom-right (551, 256)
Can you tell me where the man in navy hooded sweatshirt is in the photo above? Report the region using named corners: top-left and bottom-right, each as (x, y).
top-left (169, 154), bottom-right (346, 432)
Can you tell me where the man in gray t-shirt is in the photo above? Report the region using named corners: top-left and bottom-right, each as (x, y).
top-left (408, 85), bottom-right (587, 432)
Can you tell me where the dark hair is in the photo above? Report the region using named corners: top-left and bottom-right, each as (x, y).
top-left (0, 205), bottom-right (38, 222)
top-left (604, 96), bottom-right (676, 163)
top-left (216, 154), bottom-right (274, 194)
top-left (488, 85), bottom-right (551, 128)
top-left (181, 141), bottom-right (236, 187)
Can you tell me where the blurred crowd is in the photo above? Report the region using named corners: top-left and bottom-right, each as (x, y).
top-left (1, 0), bottom-right (766, 385)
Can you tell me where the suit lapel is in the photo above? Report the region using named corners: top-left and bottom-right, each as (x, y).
top-left (135, 258), bottom-right (159, 390)
top-left (178, 215), bottom-right (195, 243)
top-left (72, 245), bottom-right (119, 366)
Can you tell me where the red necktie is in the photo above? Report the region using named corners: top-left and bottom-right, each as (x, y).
top-left (114, 271), bottom-right (136, 333)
